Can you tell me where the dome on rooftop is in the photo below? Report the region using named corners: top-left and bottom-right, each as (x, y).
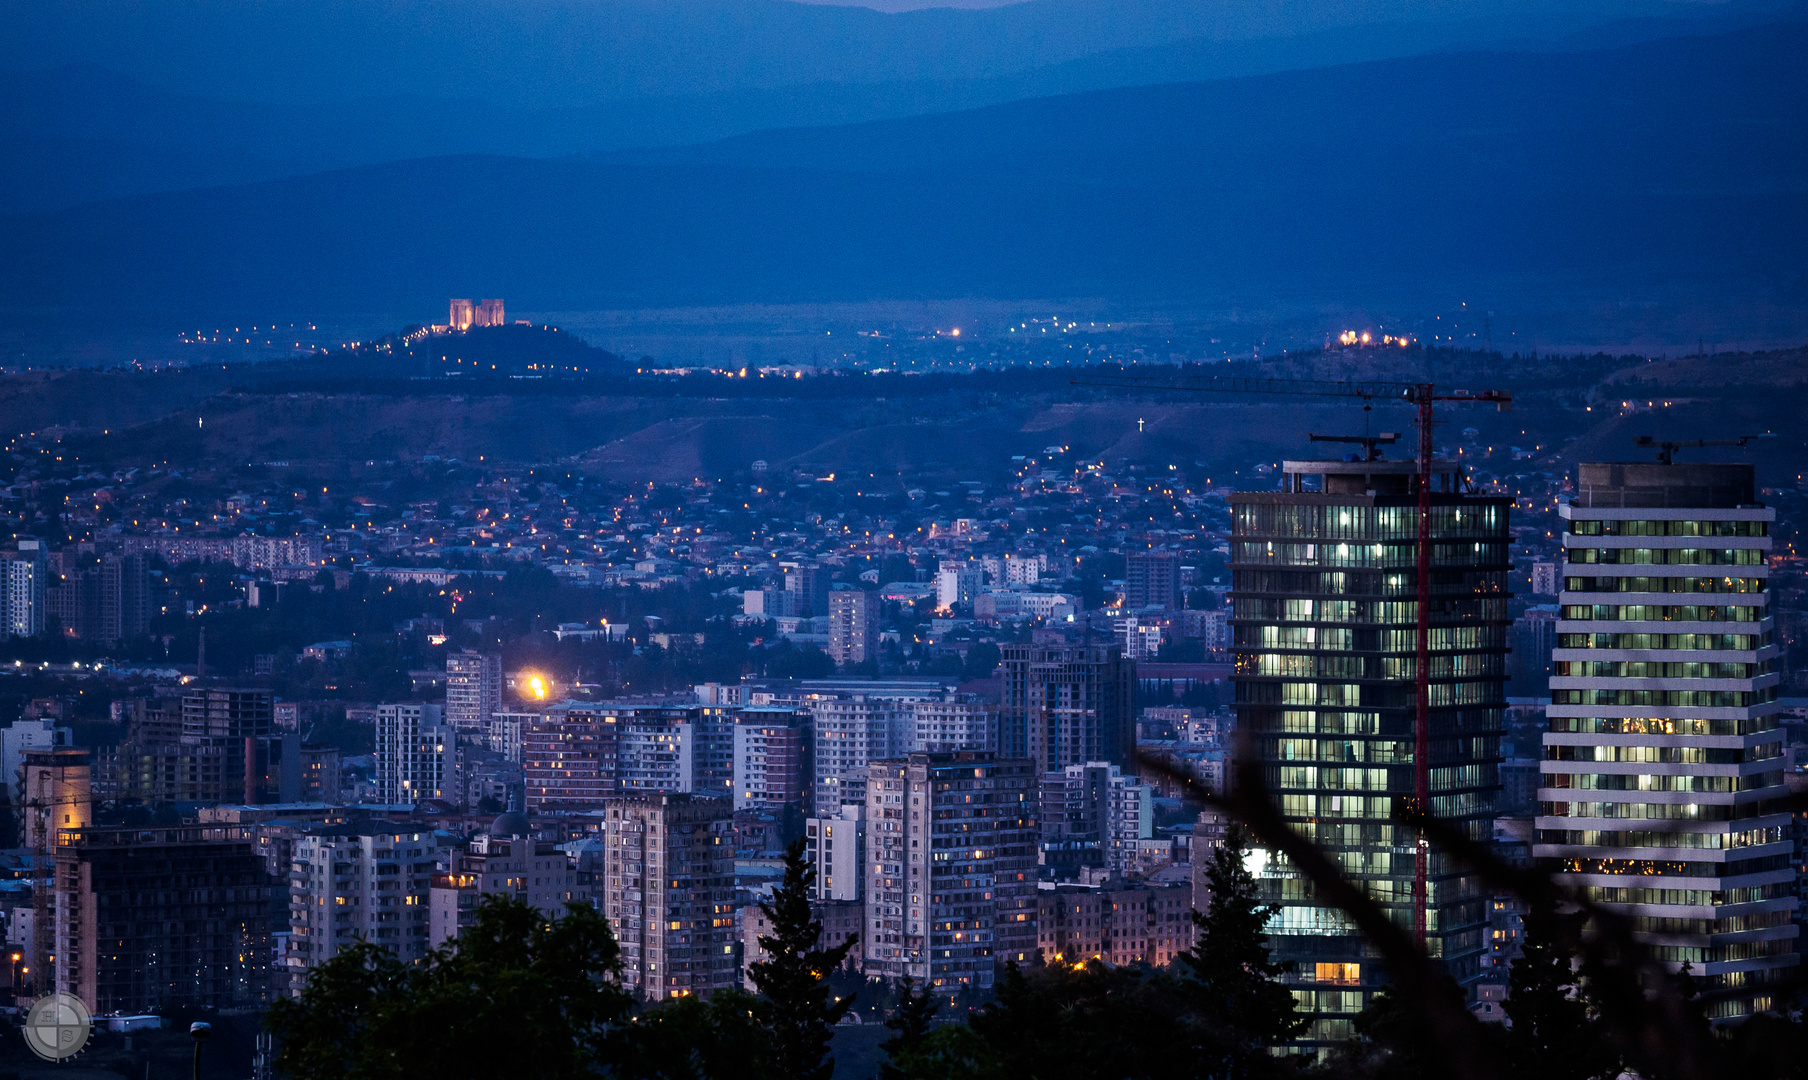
top-left (490, 812), bottom-right (532, 837)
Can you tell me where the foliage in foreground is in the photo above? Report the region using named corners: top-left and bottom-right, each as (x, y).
top-left (266, 828), bottom-right (1808, 1080)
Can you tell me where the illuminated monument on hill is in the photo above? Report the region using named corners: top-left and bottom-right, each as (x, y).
top-left (447, 298), bottom-right (505, 331)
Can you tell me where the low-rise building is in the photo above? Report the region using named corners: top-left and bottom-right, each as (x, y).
top-left (1036, 879), bottom-right (1196, 968)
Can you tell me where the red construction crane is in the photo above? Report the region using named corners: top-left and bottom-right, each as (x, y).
top-left (1074, 371), bottom-right (1510, 950)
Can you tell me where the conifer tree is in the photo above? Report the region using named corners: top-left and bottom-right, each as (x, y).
top-left (1174, 826), bottom-right (1304, 1075)
top-left (748, 838), bottom-right (859, 1080)
top-left (1503, 911), bottom-right (1612, 1080)
top-left (880, 977), bottom-right (942, 1080)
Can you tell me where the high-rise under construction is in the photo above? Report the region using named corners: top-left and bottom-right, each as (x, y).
top-left (1231, 452), bottom-right (1510, 1048)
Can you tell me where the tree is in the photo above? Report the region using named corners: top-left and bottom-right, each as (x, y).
top-left (1173, 826), bottom-right (1305, 1073)
top-left (747, 838), bottom-right (859, 1080)
top-left (1502, 911), bottom-right (1613, 1080)
top-left (880, 977), bottom-right (942, 1080)
top-left (265, 895), bottom-right (634, 1080)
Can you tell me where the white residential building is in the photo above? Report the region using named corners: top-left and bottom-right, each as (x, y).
top-left (287, 823), bottom-right (441, 994)
top-left (805, 802), bottom-right (865, 901)
top-left (0, 540), bottom-right (47, 639)
top-left (935, 564), bottom-right (983, 612)
top-left (907, 696), bottom-right (994, 751)
top-left (374, 703), bottom-right (457, 804)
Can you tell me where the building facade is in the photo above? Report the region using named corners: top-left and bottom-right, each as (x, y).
top-left (287, 823), bottom-right (441, 994)
top-left (446, 651), bottom-right (503, 737)
top-left (1126, 550), bottom-right (1181, 610)
top-left (733, 706), bottom-right (814, 813)
top-left (806, 802), bottom-right (865, 901)
top-left (374, 703), bottom-right (457, 804)
top-left (741, 898), bottom-right (863, 990)
top-left (862, 751), bottom-right (1039, 998)
top-left (0, 540), bottom-right (47, 639)
top-left (1231, 454), bottom-right (1510, 1046)
top-left (908, 695), bottom-right (995, 752)
top-left (524, 704), bottom-right (619, 811)
top-left (429, 831), bottom-right (578, 947)
top-left (1535, 461), bottom-right (1793, 1017)
top-left (598, 793), bottom-right (736, 999)
top-left (828, 589), bottom-right (880, 666)
top-left (998, 643), bottom-right (1135, 772)
top-left (1036, 880), bottom-right (1195, 968)
top-left (58, 824), bottom-right (272, 1013)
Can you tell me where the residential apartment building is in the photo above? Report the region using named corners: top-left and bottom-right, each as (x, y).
top-left (445, 651), bottom-right (503, 737)
top-left (1036, 880), bottom-right (1196, 968)
top-left (46, 552), bottom-right (150, 644)
top-left (57, 824), bottom-right (272, 1013)
top-left (524, 704), bottom-right (619, 811)
top-left (811, 694), bottom-right (909, 812)
top-left (488, 710), bottom-right (534, 763)
top-left (1126, 550), bottom-right (1181, 610)
top-left (287, 823), bottom-right (442, 994)
top-left (908, 695), bottom-right (995, 752)
top-left (806, 802), bottom-right (864, 901)
top-left (732, 706), bottom-right (814, 812)
top-left (374, 703), bottom-right (457, 804)
top-left (936, 564), bottom-right (983, 612)
top-left (1535, 460), bottom-right (1794, 1018)
top-left (1040, 761), bottom-right (1154, 877)
top-left (598, 793), bottom-right (736, 999)
top-left (429, 830), bottom-right (578, 947)
top-left (828, 589), bottom-right (880, 666)
top-left (863, 751), bottom-right (1039, 998)
top-left (741, 898), bottom-right (863, 990)
top-left (0, 540), bottom-right (47, 639)
top-left (998, 642), bottom-right (1135, 772)
top-left (785, 564), bottom-right (831, 618)
top-left (615, 704), bottom-right (734, 799)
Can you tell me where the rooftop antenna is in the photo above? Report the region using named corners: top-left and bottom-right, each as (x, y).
top-left (1634, 433), bottom-right (1774, 466)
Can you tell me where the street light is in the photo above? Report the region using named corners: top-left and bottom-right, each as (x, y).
top-left (189, 1021), bottom-right (212, 1080)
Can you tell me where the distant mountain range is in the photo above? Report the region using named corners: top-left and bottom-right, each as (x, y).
top-left (1, 0), bottom-right (1735, 107)
top-left (1, 0), bottom-right (1798, 212)
top-left (0, 18), bottom-right (1804, 352)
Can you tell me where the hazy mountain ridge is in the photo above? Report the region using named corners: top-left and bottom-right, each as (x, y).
top-left (1, 22), bottom-right (1803, 343)
top-left (1, 1), bottom-right (1792, 213)
top-left (0, 0), bottom-right (1711, 107)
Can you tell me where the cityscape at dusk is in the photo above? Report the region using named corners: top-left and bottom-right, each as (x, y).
top-left (0, 0), bottom-right (1806, 1076)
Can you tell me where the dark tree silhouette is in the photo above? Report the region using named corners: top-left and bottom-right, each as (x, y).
top-left (747, 838), bottom-right (859, 1080)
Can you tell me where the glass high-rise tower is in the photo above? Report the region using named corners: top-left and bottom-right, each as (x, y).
top-left (1536, 461), bottom-right (1793, 1018)
top-left (1231, 454), bottom-right (1510, 1048)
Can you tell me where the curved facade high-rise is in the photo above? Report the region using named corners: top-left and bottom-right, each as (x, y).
top-left (1536, 461), bottom-right (1794, 1018)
